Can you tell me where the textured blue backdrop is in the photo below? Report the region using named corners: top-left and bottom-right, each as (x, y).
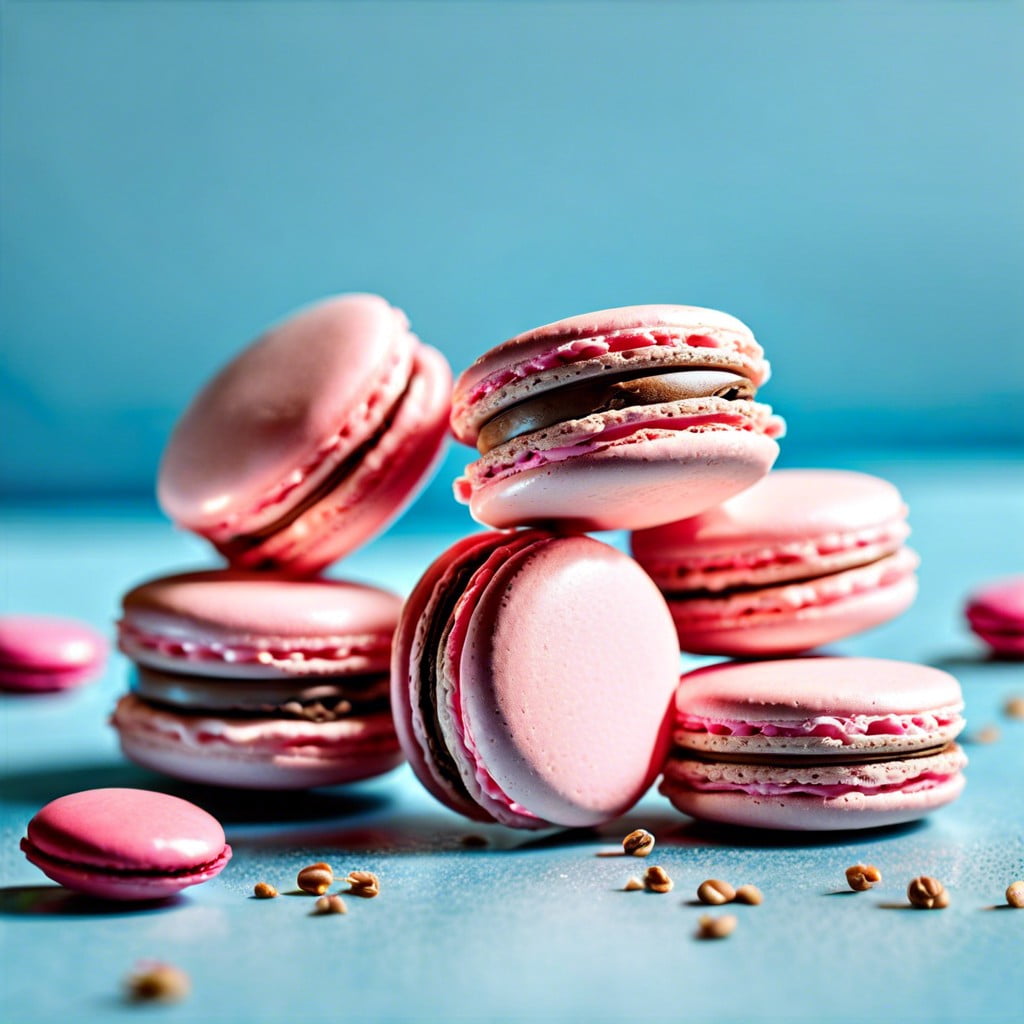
top-left (3, 1), bottom-right (1022, 507)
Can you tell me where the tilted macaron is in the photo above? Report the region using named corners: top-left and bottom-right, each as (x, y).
top-left (450, 305), bottom-right (785, 530)
top-left (965, 576), bottom-right (1024, 658)
top-left (158, 294), bottom-right (451, 575)
top-left (21, 788), bottom-right (231, 900)
top-left (392, 531), bottom-right (680, 828)
top-left (631, 469), bottom-right (919, 655)
top-left (0, 615), bottom-right (108, 692)
top-left (112, 571), bottom-right (404, 789)
top-left (660, 658), bottom-right (967, 831)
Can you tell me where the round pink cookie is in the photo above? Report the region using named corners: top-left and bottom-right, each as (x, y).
top-left (450, 305), bottom-right (784, 531)
top-left (660, 658), bottom-right (967, 831)
top-left (112, 570), bottom-right (404, 789)
top-left (965, 576), bottom-right (1024, 657)
top-left (632, 469), bottom-right (919, 655)
top-left (21, 788), bottom-right (231, 900)
top-left (158, 294), bottom-right (451, 575)
top-left (392, 531), bottom-right (681, 828)
top-left (0, 615), bottom-right (108, 692)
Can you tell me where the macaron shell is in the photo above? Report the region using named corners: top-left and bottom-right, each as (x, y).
top-left (457, 535), bottom-right (680, 827)
top-left (660, 771), bottom-right (966, 831)
top-left (0, 616), bottom-right (108, 692)
top-left (23, 788), bottom-right (229, 875)
top-left (463, 426), bottom-right (780, 531)
top-left (669, 553), bottom-right (919, 656)
top-left (965, 576), bottom-right (1024, 656)
top-left (222, 342), bottom-right (451, 574)
top-left (112, 694), bottom-right (403, 789)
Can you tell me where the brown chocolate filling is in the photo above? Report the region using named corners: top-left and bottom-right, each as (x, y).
top-left (477, 368), bottom-right (754, 454)
top-left (674, 740), bottom-right (957, 769)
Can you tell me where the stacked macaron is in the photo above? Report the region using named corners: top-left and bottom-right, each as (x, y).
top-left (110, 294), bottom-right (453, 788)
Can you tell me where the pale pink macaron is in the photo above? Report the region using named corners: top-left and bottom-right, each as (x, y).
top-left (660, 658), bottom-right (967, 831)
top-left (21, 788), bottom-right (231, 901)
top-left (965, 576), bottom-right (1024, 657)
top-left (450, 305), bottom-right (785, 531)
top-left (631, 469), bottom-right (919, 655)
top-left (0, 615), bottom-right (108, 692)
top-left (112, 570), bottom-right (404, 789)
top-left (392, 531), bottom-right (680, 828)
top-left (158, 294), bottom-right (451, 575)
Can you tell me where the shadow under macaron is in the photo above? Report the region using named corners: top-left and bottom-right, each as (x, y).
top-left (0, 884), bottom-right (184, 918)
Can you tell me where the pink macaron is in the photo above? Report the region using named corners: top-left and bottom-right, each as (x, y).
top-left (158, 294), bottom-right (451, 575)
top-left (661, 658), bottom-right (967, 831)
top-left (112, 570), bottom-right (404, 789)
top-left (392, 531), bottom-right (680, 829)
top-left (450, 305), bottom-right (785, 531)
top-left (21, 788), bottom-right (231, 901)
top-left (0, 615), bottom-right (108, 692)
top-left (631, 469), bottom-right (919, 655)
top-left (965, 577), bottom-right (1024, 658)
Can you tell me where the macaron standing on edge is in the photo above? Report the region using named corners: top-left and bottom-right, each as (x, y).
top-left (112, 570), bottom-right (405, 789)
top-left (392, 531), bottom-right (681, 829)
top-left (21, 788), bottom-right (231, 901)
top-left (0, 615), bottom-right (108, 692)
top-left (632, 469), bottom-right (919, 655)
top-left (450, 305), bottom-right (785, 531)
top-left (660, 658), bottom-right (967, 831)
top-left (158, 293), bottom-right (452, 575)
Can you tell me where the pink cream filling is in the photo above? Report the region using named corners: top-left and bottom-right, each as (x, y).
top-left (676, 710), bottom-right (962, 744)
top-left (118, 621), bottom-right (391, 669)
top-left (464, 329), bottom-right (752, 407)
top-left (679, 771), bottom-right (957, 799)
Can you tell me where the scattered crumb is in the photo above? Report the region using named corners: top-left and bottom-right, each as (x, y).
top-left (968, 724), bottom-right (1001, 745)
top-left (345, 871), bottom-right (380, 898)
top-left (253, 882), bottom-right (278, 899)
top-left (125, 962), bottom-right (190, 1003)
top-left (623, 877), bottom-right (644, 892)
top-left (845, 864), bottom-right (882, 891)
top-left (1004, 696), bottom-right (1024, 720)
top-left (907, 876), bottom-right (949, 909)
top-left (697, 914), bottom-right (737, 940)
top-left (644, 865), bottom-right (673, 894)
top-left (312, 894), bottom-right (347, 915)
top-left (734, 884), bottom-right (763, 906)
top-left (621, 828), bottom-right (655, 857)
top-left (697, 879), bottom-right (735, 905)
top-left (297, 862), bottom-right (333, 895)
top-left (1006, 881), bottom-right (1024, 908)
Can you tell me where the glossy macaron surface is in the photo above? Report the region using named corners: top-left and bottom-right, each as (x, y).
top-left (21, 788), bottom-right (231, 900)
top-left (157, 293), bottom-right (451, 574)
top-left (393, 531), bottom-right (681, 829)
top-left (450, 305), bottom-right (783, 531)
top-left (632, 469), bottom-right (919, 655)
top-left (0, 615), bottom-right (108, 692)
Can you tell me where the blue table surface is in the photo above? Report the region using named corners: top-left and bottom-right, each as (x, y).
top-left (2, 456), bottom-right (1023, 1024)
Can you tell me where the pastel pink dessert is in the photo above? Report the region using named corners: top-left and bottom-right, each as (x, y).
top-left (660, 658), bottom-right (967, 831)
top-left (158, 294), bottom-right (451, 575)
top-left (0, 615), bottom-right (108, 692)
top-left (21, 788), bottom-right (231, 901)
top-left (965, 577), bottom-right (1024, 657)
top-left (392, 531), bottom-right (680, 828)
top-left (112, 571), bottom-right (404, 789)
top-left (631, 469), bottom-right (919, 655)
top-left (450, 305), bottom-right (784, 531)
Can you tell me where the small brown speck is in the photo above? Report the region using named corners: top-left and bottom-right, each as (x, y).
top-left (907, 876), bottom-right (949, 909)
top-left (297, 862), bottom-right (333, 895)
top-left (624, 877), bottom-right (644, 892)
top-left (734, 884), bottom-right (763, 905)
top-left (644, 865), bottom-right (673, 894)
top-left (312, 894), bottom-right (347, 915)
top-left (697, 879), bottom-right (736, 905)
top-left (845, 864), bottom-right (882, 891)
top-left (345, 870), bottom-right (380, 898)
top-left (1004, 697), bottom-right (1024, 720)
top-left (697, 914), bottom-right (737, 940)
top-left (125, 962), bottom-right (190, 1003)
top-left (1006, 881), bottom-right (1024, 908)
top-left (622, 828), bottom-right (656, 857)
top-left (969, 724), bottom-right (1001, 745)
top-left (253, 882), bottom-right (278, 899)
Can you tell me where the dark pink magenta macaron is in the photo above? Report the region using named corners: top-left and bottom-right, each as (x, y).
top-left (450, 305), bottom-right (784, 531)
top-left (21, 788), bottom-right (231, 900)
top-left (631, 469), bottom-right (919, 655)
top-left (965, 577), bottom-right (1024, 658)
top-left (392, 531), bottom-right (680, 829)
top-left (660, 658), bottom-right (966, 831)
top-left (112, 570), bottom-right (404, 789)
top-left (158, 294), bottom-right (451, 575)
top-left (0, 615), bottom-right (108, 692)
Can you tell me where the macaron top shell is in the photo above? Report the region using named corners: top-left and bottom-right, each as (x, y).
top-left (158, 294), bottom-right (419, 535)
top-left (452, 305), bottom-right (770, 444)
top-left (24, 788), bottom-right (228, 874)
top-left (119, 570), bottom-right (401, 678)
top-left (0, 615), bottom-right (107, 677)
top-left (966, 576), bottom-right (1024, 625)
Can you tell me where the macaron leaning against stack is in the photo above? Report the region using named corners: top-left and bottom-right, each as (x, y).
top-left (392, 531), bottom-right (681, 828)
top-left (112, 571), bottom-right (404, 789)
top-left (632, 469), bottom-right (919, 655)
top-left (158, 293), bottom-right (451, 575)
top-left (450, 305), bottom-right (785, 530)
top-left (660, 658), bottom-right (967, 831)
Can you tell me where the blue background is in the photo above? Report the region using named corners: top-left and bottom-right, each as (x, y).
top-left (2, 0), bottom-right (1022, 509)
